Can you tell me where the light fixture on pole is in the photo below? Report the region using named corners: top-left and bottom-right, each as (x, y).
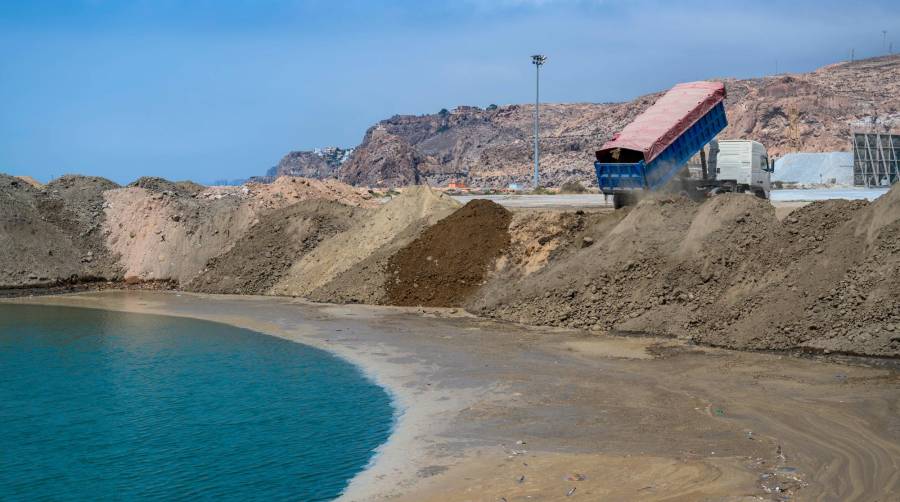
top-left (531, 54), bottom-right (547, 188)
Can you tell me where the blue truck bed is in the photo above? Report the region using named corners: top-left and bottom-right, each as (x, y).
top-left (594, 81), bottom-right (728, 195)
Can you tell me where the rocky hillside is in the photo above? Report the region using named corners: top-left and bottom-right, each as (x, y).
top-left (296, 55), bottom-right (900, 188)
top-left (722, 56), bottom-right (900, 155)
top-left (263, 147), bottom-right (354, 182)
top-left (338, 103), bottom-right (648, 188)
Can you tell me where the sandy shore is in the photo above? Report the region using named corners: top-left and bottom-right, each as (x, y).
top-left (4, 291), bottom-right (899, 501)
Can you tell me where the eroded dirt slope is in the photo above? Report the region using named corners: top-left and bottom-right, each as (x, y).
top-left (272, 186), bottom-right (459, 298)
top-left (187, 200), bottom-right (365, 294)
top-left (0, 174), bottom-right (121, 287)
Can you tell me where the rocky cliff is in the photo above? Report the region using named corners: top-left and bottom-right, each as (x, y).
top-left (721, 56), bottom-right (900, 155)
top-left (333, 55), bottom-right (899, 188)
top-left (266, 146), bottom-right (353, 181)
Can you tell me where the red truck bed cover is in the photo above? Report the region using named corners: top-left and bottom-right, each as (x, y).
top-left (599, 81), bottom-right (726, 164)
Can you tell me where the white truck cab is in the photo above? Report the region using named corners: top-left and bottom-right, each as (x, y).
top-left (714, 139), bottom-right (773, 198)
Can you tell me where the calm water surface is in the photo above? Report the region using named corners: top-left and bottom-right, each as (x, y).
top-left (0, 304), bottom-right (394, 501)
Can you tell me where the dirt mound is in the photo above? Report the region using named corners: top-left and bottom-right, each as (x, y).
top-left (272, 185), bottom-right (460, 298)
top-left (0, 174), bottom-right (122, 288)
top-left (475, 209), bottom-right (625, 307)
top-left (6, 164), bottom-right (899, 357)
top-left (714, 188), bottom-right (900, 357)
top-left (475, 191), bottom-right (900, 357)
top-left (129, 177), bottom-right (204, 197)
top-left (0, 174), bottom-right (83, 287)
top-left (385, 199), bottom-right (511, 307)
top-left (39, 175), bottom-right (122, 279)
top-left (103, 176), bottom-right (380, 286)
top-left (187, 200), bottom-right (365, 294)
top-left (103, 187), bottom-right (257, 284)
top-left (472, 195), bottom-right (699, 328)
top-left (242, 176), bottom-right (377, 211)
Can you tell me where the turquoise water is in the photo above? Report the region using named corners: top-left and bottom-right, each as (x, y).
top-left (0, 304), bottom-right (394, 501)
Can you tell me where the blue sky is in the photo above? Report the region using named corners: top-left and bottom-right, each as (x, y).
top-left (1, 0), bottom-right (897, 184)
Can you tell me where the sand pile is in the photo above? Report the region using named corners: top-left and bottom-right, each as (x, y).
top-left (40, 175), bottom-right (122, 277)
top-left (384, 199), bottom-right (511, 307)
top-left (188, 200), bottom-right (365, 294)
top-left (6, 166), bottom-right (899, 357)
top-left (272, 186), bottom-right (460, 299)
top-left (502, 210), bottom-right (592, 276)
top-left (240, 176), bottom-right (377, 211)
top-left (0, 174), bottom-right (121, 288)
top-left (474, 191), bottom-right (900, 357)
top-left (103, 187), bottom-right (257, 285)
top-left (104, 176), bottom-right (375, 286)
top-left (129, 177), bottom-right (205, 197)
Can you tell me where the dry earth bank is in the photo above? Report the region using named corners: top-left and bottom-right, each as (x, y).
top-left (2, 172), bottom-right (899, 357)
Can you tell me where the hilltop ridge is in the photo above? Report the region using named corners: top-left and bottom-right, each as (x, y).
top-left (266, 55), bottom-right (900, 188)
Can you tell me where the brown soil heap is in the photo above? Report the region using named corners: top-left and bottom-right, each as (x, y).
top-left (474, 188), bottom-right (900, 357)
top-left (385, 199), bottom-right (511, 307)
top-left (0, 174), bottom-right (121, 288)
top-left (187, 200), bottom-right (365, 294)
top-left (273, 185), bottom-right (460, 299)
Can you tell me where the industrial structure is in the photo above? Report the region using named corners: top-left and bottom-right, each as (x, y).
top-left (852, 131), bottom-right (900, 187)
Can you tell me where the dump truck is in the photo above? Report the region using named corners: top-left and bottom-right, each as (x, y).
top-left (711, 139), bottom-right (772, 198)
top-left (594, 81), bottom-right (773, 208)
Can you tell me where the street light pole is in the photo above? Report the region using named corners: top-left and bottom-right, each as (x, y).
top-left (531, 54), bottom-right (546, 188)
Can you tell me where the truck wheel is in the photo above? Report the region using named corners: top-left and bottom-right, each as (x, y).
top-left (753, 189), bottom-right (767, 200)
